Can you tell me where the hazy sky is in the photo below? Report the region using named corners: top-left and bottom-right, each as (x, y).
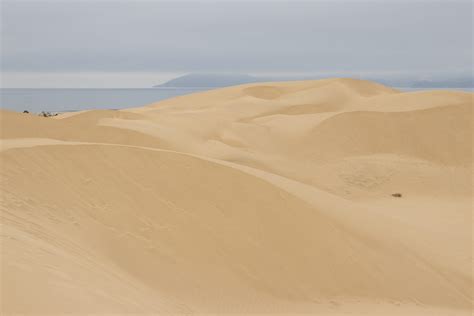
top-left (1, 0), bottom-right (472, 87)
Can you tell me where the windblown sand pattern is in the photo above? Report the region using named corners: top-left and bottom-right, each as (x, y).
top-left (1, 79), bottom-right (472, 315)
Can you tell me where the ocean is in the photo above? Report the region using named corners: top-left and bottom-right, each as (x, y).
top-left (0, 87), bottom-right (472, 113)
top-left (0, 88), bottom-right (207, 113)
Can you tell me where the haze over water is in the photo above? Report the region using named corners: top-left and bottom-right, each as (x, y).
top-left (0, 88), bottom-right (206, 112)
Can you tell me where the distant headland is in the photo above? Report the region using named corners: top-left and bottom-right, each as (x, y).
top-left (153, 73), bottom-right (473, 89)
top-left (153, 73), bottom-right (262, 88)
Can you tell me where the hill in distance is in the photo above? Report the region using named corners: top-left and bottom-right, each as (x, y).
top-left (153, 73), bottom-right (473, 89)
top-left (153, 73), bottom-right (261, 88)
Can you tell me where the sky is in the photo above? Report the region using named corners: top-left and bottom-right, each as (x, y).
top-left (1, 0), bottom-right (472, 88)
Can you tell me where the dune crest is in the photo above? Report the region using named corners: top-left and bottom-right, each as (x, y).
top-left (1, 79), bottom-right (472, 315)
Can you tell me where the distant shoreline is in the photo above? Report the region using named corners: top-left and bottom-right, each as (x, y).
top-left (1, 85), bottom-right (472, 113)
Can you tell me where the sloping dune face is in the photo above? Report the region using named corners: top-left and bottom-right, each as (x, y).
top-left (1, 78), bottom-right (472, 315)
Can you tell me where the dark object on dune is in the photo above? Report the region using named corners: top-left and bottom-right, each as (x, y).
top-left (39, 111), bottom-right (58, 117)
top-left (23, 110), bottom-right (29, 114)
top-left (391, 193), bottom-right (402, 198)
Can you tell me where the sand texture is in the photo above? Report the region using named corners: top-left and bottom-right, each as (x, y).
top-left (1, 78), bottom-right (472, 315)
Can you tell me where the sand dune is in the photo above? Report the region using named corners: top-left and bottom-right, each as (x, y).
top-left (1, 79), bottom-right (472, 315)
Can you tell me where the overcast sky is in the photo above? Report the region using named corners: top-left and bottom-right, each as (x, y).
top-left (1, 0), bottom-right (472, 87)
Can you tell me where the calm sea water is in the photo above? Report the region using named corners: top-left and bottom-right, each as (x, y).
top-left (0, 88), bottom-right (207, 113)
top-left (0, 87), bottom-right (472, 113)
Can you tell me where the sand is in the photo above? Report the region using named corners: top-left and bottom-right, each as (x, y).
top-left (0, 78), bottom-right (472, 315)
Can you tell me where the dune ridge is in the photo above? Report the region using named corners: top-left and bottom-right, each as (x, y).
top-left (1, 78), bottom-right (472, 315)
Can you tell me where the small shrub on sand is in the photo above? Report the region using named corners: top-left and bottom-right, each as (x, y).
top-left (39, 111), bottom-right (58, 117)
